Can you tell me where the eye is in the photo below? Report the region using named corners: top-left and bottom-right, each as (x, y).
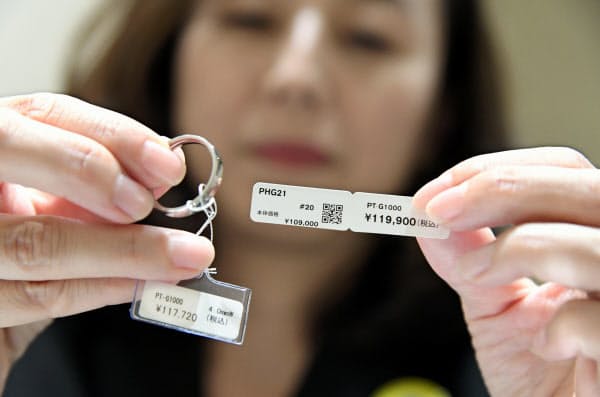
top-left (345, 30), bottom-right (392, 53)
top-left (222, 11), bottom-right (274, 32)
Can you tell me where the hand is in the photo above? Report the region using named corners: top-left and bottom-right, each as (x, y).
top-left (0, 93), bottom-right (214, 388)
top-left (413, 147), bottom-right (600, 396)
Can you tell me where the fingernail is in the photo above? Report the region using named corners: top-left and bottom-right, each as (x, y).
top-left (413, 171), bottom-right (454, 210)
top-left (426, 182), bottom-right (467, 224)
top-left (113, 174), bottom-right (154, 220)
top-left (167, 233), bottom-right (214, 270)
top-left (141, 140), bottom-right (184, 185)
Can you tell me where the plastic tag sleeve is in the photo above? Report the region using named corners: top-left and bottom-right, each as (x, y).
top-left (130, 275), bottom-right (251, 345)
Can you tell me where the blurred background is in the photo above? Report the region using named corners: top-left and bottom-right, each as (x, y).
top-left (1, 0), bottom-right (599, 162)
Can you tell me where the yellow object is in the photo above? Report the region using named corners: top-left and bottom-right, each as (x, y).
top-left (371, 377), bottom-right (451, 397)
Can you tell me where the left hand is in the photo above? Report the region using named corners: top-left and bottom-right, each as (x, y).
top-left (413, 147), bottom-right (600, 396)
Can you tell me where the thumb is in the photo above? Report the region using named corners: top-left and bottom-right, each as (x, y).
top-left (417, 230), bottom-right (535, 320)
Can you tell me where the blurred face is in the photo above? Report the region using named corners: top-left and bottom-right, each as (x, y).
top-left (174, 0), bottom-right (444, 241)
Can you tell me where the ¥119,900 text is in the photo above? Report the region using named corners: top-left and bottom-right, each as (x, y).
top-left (363, 213), bottom-right (439, 229)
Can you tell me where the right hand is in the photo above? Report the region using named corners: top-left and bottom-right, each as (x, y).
top-left (0, 93), bottom-right (215, 388)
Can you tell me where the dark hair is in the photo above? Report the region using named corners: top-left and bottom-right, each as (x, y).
top-left (68, 0), bottom-right (506, 376)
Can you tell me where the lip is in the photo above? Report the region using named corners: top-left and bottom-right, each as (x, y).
top-left (251, 142), bottom-right (332, 167)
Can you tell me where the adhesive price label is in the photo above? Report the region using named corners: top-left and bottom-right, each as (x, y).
top-left (250, 182), bottom-right (449, 239)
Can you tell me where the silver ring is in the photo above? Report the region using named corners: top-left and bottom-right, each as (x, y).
top-left (154, 134), bottom-right (223, 218)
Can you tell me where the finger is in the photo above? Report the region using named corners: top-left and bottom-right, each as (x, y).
top-left (0, 108), bottom-right (154, 222)
top-left (0, 278), bottom-right (135, 327)
top-left (0, 215), bottom-right (214, 281)
top-left (458, 223), bottom-right (600, 290)
top-left (1, 93), bottom-right (185, 189)
top-left (26, 188), bottom-right (114, 223)
top-left (422, 166), bottom-right (600, 230)
top-left (3, 185), bottom-right (140, 224)
top-left (1, 184), bottom-right (102, 223)
top-left (152, 147), bottom-right (186, 199)
top-left (531, 299), bottom-right (600, 366)
top-left (575, 356), bottom-right (600, 397)
top-left (416, 230), bottom-right (536, 320)
top-left (414, 147), bottom-right (594, 209)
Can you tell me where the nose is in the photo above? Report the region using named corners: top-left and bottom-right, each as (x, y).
top-left (262, 7), bottom-right (331, 111)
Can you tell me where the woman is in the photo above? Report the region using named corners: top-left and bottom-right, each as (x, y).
top-left (2, 0), bottom-right (599, 396)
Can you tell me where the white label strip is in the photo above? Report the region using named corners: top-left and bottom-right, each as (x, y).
top-left (350, 192), bottom-right (449, 239)
top-left (138, 281), bottom-right (244, 340)
top-left (250, 182), bottom-right (352, 231)
top-left (250, 182), bottom-right (449, 239)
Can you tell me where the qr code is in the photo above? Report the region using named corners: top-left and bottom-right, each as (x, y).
top-left (322, 203), bottom-right (344, 224)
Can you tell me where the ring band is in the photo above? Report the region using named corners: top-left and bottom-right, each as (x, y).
top-left (153, 134), bottom-right (223, 218)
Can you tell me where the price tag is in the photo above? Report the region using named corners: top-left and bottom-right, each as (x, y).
top-left (350, 192), bottom-right (449, 238)
top-left (250, 182), bottom-right (352, 231)
top-left (131, 276), bottom-right (251, 344)
top-left (250, 182), bottom-right (448, 239)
